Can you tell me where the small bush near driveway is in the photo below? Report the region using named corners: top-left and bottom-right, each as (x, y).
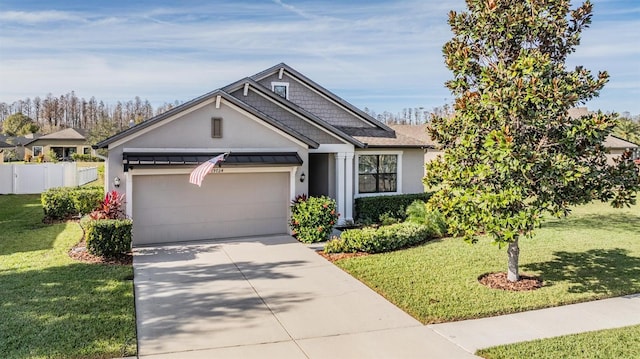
top-left (290, 195), bottom-right (339, 243)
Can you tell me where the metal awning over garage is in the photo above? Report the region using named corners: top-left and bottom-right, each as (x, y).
top-left (122, 152), bottom-right (302, 172)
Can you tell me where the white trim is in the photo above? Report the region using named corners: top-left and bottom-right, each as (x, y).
top-left (278, 67), bottom-right (284, 80)
top-left (335, 153), bottom-right (346, 225)
top-left (243, 83), bottom-right (250, 96)
top-left (122, 147), bottom-right (300, 153)
top-left (109, 97), bottom-right (216, 149)
top-left (310, 144), bottom-right (354, 153)
top-left (344, 152), bottom-right (354, 222)
top-left (271, 81), bottom-right (289, 100)
top-left (215, 95), bottom-right (221, 109)
top-left (125, 171), bottom-right (133, 218)
top-left (354, 150), bottom-right (403, 198)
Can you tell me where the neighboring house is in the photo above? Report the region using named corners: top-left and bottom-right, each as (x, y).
top-left (0, 140), bottom-right (13, 163)
top-left (0, 133), bottom-right (39, 161)
top-left (95, 63), bottom-right (433, 245)
top-left (392, 110), bottom-right (639, 168)
top-left (25, 128), bottom-right (92, 160)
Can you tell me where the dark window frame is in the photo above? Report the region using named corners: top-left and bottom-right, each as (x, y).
top-left (358, 154), bottom-right (398, 194)
top-left (211, 117), bottom-right (222, 138)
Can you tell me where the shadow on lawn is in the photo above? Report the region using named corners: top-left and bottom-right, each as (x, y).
top-left (0, 262), bottom-right (136, 359)
top-left (523, 248), bottom-right (640, 294)
top-left (542, 213), bottom-right (640, 233)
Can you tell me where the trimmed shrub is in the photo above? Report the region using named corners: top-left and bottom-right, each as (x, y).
top-left (324, 236), bottom-right (352, 253)
top-left (70, 187), bottom-right (105, 215)
top-left (71, 153), bottom-right (104, 162)
top-left (325, 222), bottom-right (434, 254)
top-left (42, 187), bottom-right (104, 219)
top-left (42, 188), bottom-right (75, 219)
top-left (85, 219), bottom-right (133, 257)
top-left (355, 192), bottom-right (433, 224)
top-left (290, 195), bottom-right (339, 243)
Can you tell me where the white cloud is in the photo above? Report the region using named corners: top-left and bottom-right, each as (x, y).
top-left (0, 0), bottom-right (638, 115)
top-left (0, 10), bottom-right (83, 24)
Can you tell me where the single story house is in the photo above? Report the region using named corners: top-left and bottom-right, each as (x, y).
top-left (0, 133), bottom-right (39, 161)
top-left (95, 63), bottom-right (433, 245)
top-left (25, 128), bottom-right (92, 160)
top-left (0, 140), bottom-right (13, 163)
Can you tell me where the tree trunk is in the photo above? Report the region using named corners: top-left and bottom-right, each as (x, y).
top-left (507, 239), bottom-right (520, 282)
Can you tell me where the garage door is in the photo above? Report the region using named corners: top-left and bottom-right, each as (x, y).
top-left (132, 172), bottom-right (289, 245)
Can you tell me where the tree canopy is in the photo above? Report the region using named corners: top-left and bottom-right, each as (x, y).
top-left (2, 112), bottom-right (39, 136)
top-left (425, 0), bottom-right (640, 282)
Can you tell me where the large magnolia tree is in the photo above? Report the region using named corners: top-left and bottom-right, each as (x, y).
top-left (425, 0), bottom-right (640, 282)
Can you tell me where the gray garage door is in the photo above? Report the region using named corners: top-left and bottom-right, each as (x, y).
top-left (132, 172), bottom-right (289, 245)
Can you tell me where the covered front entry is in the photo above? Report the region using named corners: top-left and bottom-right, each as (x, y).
top-left (131, 171), bottom-right (290, 245)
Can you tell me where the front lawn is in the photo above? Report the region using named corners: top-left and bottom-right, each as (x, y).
top-left (477, 324), bottom-right (640, 359)
top-left (0, 194), bottom-right (136, 358)
top-left (334, 201), bottom-right (640, 324)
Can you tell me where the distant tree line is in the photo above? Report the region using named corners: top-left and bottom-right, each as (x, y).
top-left (364, 104), bottom-right (455, 125)
top-left (0, 92), bottom-right (180, 137)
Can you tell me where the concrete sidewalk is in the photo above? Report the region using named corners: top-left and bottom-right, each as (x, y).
top-left (132, 235), bottom-right (640, 358)
top-left (429, 293), bottom-right (640, 353)
top-left (133, 235), bottom-right (476, 358)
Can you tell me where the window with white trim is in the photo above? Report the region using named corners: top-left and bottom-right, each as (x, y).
top-left (32, 146), bottom-right (43, 157)
top-left (271, 82), bottom-right (289, 99)
top-left (358, 154), bottom-right (398, 193)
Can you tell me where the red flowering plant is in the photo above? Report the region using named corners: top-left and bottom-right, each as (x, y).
top-left (290, 195), bottom-right (339, 243)
top-left (89, 190), bottom-right (126, 220)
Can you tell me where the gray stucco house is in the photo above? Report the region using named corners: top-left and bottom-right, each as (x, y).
top-left (95, 63), bottom-right (432, 245)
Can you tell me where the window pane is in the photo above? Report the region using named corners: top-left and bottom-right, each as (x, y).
top-left (273, 85), bottom-right (287, 98)
top-left (33, 146), bottom-right (43, 156)
top-left (358, 155), bottom-right (378, 174)
top-left (378, 173), bottom-right (397, 192)
top-left (379, 155), bottom-right (397, 173)
top-left (359, 174), bottom-right (377, 193)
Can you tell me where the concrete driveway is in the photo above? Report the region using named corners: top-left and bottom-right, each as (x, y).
top-left (133, 235), bottom-right (475, 358)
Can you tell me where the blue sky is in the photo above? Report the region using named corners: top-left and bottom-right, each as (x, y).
top-left (0, 0), bottom-right (638, 116)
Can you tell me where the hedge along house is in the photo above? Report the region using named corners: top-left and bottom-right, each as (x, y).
top-left (95, 63), bottom-right (432, 246)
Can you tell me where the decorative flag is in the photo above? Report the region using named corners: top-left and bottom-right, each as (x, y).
top-left (189, 153), bottom-right (227, 187)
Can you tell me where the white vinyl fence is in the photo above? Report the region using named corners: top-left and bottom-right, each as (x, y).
top-left (0, 163), bottom-right (99, 195)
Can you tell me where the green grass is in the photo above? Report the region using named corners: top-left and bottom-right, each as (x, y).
top-left (477, 324), bottom-right (640, 359)
top-left (334, 201), bottom-right (640, 324)
top-left (0, 194), bottom-right (136, 359)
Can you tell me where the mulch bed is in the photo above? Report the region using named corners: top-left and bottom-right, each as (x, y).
top-left (478, 272), bottom-right (543, 291)
top-left (316, 250), bottom-right (369, 263)
top-left (69, 241), bottom-right (132, 265)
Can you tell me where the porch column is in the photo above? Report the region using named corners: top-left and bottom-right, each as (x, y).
top-left (335, 153), bottom-right (346, 225)
top-left (344, 152), bottom-right (354, 223)
top-left (125, 172), bottom-right (133, 219)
